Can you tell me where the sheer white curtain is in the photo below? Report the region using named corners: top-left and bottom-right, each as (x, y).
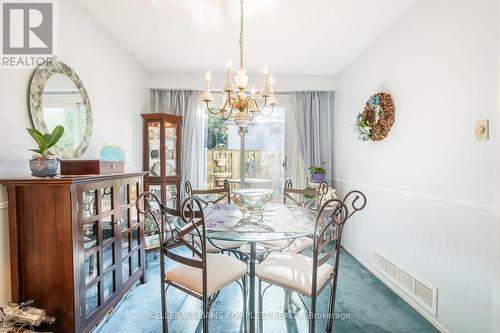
top-left (285, 99), bottom-right (307, 189)
top-left (150, 90), bottom-right (204, 198)
top-left (288, 91), bottom-right (334, 186)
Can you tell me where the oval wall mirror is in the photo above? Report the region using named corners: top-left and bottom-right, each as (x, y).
top-left (29, 60), bottom-right (93, 158)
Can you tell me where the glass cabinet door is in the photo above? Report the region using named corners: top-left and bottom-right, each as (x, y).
top-left (147, 121), bottom-right (161, 177)
top-left (165, 183), bottom-right (178, 210)
top-left (79, 177), bottom-right (145, 327)
top-left (164, 122), bottom-right (177, 177)
top-left (119, 180), bottom-right (142, 283)
top-left (83, 190), bottom-right (98, 219)
top-left (143, 185), bottom-right (161, 249)
top-left (81, 184), bottom-right (117, 317)
top-left (147, 185), bottom-right (161, 208)
top-left (82, 187), bottom-right (100, 316)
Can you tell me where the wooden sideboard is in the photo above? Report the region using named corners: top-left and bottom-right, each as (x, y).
top-left (0, 172), bottom-right (147, 333)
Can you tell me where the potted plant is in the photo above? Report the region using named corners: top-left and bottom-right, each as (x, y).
top-left (308, 163), bottom-right (326, 183)
top-left (144, 214), bottom-right (160, 248)
top-left (27, 126), bottom-right (64, 177)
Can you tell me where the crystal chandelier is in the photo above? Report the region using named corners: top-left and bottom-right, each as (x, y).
top-left (201, 0), bottom-right (277, 134)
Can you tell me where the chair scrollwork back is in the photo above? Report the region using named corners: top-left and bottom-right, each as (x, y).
top-left (137, 192), bottom-right (208, 263)
top-left (343, 190), bottom-right (367, 220)
top-left (185, 179), bottom-right (231, 207)
top-left (283, 179), bottom-right (329, 211)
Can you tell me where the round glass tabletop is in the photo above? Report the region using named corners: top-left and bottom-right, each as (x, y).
top-left (199, 203), bottom-right (317, 242)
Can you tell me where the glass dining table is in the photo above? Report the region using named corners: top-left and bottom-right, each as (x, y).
top-left (202, 202), bottom-right (317, 333)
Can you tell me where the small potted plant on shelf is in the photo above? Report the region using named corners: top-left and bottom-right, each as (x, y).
top-left (144, 214), bottom-right (160, 249)
top-left (27, 126), bottom-right (64, 177)
top-left (308, 163), bottom-right (326, 183)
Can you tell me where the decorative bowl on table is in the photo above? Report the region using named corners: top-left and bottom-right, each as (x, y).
top-left (233, 189), bottom-right (274, 212)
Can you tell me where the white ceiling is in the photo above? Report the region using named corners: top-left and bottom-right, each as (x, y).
top-left (77, 0), bottom-right (416, 75)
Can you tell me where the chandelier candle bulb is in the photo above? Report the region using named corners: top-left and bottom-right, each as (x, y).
top-left (268, 75), bottom-right (277, 105)
top-left (202, 70), bottom-right (214, 102)
top-left (260, 65), bottom-right (271, 97)
top-left (224, 65), bottom-right (235, 92)
top-left (202, 90), bottom-right (214, 102)
top-left (268, 92), bottom-right (277, 106)
top-left (262, 65), bottom-right (269, 75)
top-left (261, 77), bottom-right (271, 97)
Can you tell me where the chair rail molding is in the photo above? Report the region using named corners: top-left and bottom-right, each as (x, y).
top-left (333, 178), bottom-right (494, 212)
top-left (0, 201), bottom-right (7, 209)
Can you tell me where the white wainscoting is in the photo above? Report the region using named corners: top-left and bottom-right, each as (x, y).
top-left (0, 199), bottom-right (10, 305)
top-left (334, 179), bottom-right (495, 333)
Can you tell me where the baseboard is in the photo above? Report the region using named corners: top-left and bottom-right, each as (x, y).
top-left (342, 245), bottom-right (450, 333)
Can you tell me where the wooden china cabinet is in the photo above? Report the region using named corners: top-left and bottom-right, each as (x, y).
top-left (0, 173), bottom-right (147, 333)
top-left (142, 113), bottom-right (183, 211)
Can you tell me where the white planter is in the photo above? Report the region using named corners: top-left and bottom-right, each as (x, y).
top-left (145, 234), bottom-right (160, 248)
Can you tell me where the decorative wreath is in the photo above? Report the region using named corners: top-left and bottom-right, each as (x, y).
top-left (355, 92), bottom-right (395, 141)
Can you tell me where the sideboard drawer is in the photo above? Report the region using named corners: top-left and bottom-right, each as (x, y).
top-left (60, 159), bottom-right (125, 175)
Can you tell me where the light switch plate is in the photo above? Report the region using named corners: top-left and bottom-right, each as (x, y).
top-left (475, 119), bottom-right (489, 141)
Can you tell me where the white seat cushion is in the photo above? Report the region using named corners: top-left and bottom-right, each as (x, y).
top-left (165, 253), bottom-right (247, 296)
top-left (255, 252), bottom-right (333, 297)
top-left (260, 237), bottom-right (313, 253)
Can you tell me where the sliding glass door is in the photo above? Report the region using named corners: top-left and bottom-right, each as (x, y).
top-left (204, 94), bottom-right (288, 202)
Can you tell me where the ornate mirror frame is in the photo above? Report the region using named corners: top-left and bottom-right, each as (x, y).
top-left (29, 60), bottom-right (93, 158)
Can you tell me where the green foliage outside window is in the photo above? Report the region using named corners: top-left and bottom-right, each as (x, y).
top-left (206, 114), bottom-right (228, 149)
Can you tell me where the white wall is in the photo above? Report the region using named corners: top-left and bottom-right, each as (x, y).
top-left (149, 72), bottom-right (339, 91)
top-left (492, 2), bottom-right (500, 332)
top-left (0, 0), bottom-right (149, 304)
top-left (333, 0), bottom-right (498, 332)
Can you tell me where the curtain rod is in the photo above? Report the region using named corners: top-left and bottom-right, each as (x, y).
top-left (149, 89), bottom-right (334, 94)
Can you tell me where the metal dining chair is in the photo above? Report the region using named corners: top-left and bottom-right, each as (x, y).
top-left (185, 180), bottom-right (247, 254)
top-left (259, 179), bottom-right (329, 254)
top-left (256, 191), bottom-right (366, 333)
top-left (251, 180), bottom-right (330, 313)
top-left (137, 192), bottom-right (248, 333)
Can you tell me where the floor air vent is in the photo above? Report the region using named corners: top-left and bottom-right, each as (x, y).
top-left (372, 251), bottom-right (437, 317)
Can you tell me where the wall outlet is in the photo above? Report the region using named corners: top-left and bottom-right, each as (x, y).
top-left (475, 119), bottom-right (489, 141)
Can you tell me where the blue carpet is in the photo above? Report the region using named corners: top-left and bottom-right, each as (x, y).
top-left (94, 249), bottom-right (438, 333)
